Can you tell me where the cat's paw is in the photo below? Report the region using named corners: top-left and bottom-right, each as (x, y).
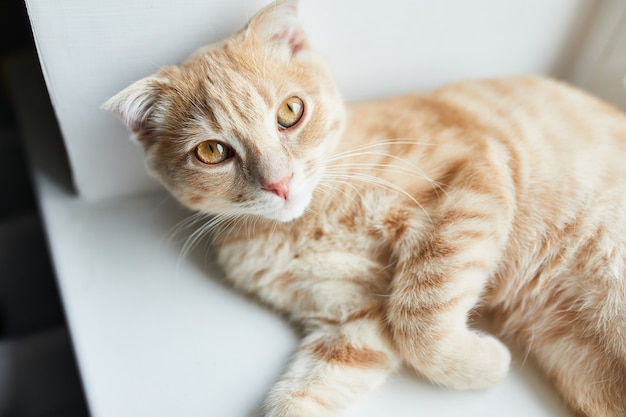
top-left (412, 331), bottom-right (511, 391)
top-left (263, 392), bottom-right (330, 417)
top-left (446, 333), bottom-right (511, 390)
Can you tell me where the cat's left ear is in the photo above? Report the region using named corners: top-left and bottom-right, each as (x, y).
top-left (103, 73), bottom-right (172, 146)
top-left (247, 0), bottom-right (308, 57)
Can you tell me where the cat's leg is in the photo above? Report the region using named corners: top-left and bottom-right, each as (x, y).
top-left (386, 163), bottom-right (515, 390)
top-left (262, 317), bottom-right (400, 417)
top-left (525, 318), bottom-right (626, 417)
top-left (497, 297), bottom-right (626, 416)
top-left (499, 268), bottom-right (626, 416)
top-left (541, 244), bottom-right (626, 416)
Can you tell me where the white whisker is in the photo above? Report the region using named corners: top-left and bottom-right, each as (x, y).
top-left (322, 172), bottom-right (433, 225)
top-left (317, 180), bottom-right (363, 207)
top-left (329, 139), bottom-right (441, 162)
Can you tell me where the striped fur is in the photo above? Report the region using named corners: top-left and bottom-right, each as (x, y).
top-left (105, 1), bottom-right (626, 416)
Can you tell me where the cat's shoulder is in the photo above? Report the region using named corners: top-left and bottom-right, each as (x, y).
top-left (347, 76), bottom-right (590, 114)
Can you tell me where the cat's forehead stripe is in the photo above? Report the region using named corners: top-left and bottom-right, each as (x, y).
top-left (190, 55), bottom-right (275, 125)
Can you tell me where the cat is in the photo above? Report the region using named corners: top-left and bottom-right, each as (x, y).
top-left (104, 1), bottom-right (626, 416)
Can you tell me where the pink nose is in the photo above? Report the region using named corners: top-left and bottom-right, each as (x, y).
top-left (262, 174), bottom-right (292, 200)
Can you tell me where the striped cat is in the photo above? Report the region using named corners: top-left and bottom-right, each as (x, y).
top-left (104, 1), bottom-right (626, 416)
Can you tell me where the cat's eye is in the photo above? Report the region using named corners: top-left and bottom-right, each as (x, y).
top-left (194, 140), bottom-right (233, 165)
top-left (277, 96), bottom-right (304, 129)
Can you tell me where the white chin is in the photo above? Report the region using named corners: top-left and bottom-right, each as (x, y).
top-left (264, 193), bottom-right (311, 223)
top-left (266, 210), bottom-right (303, 223)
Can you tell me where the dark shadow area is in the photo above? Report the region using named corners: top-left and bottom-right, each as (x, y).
top-left (0, 0), bottom-right (90, 415)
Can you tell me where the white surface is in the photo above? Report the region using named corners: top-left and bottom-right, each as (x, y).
top-left (12, 57), bottom-right (577, 417)
top-left (25, 0), bottom-right (594, 201)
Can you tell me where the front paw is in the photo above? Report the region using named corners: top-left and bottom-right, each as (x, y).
top-left (445, 333), bottom-right (511, 390)
top-left (410, 331), bottom-right (511, 391)
top-left (263, 392), bottom-right (330, 417)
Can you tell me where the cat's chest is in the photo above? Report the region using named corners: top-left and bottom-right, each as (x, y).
top-left (215, 189), bottom-right (403, 310)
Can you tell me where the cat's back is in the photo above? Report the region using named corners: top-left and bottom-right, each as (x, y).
top-left (436, 76), bottom-right (626, 189)
top-left (435, 75), bottom-right (626, 151)
top-left (423, 77), bottom-right (626, 309)
top-left (346, 75), bottom-right (626, 151)
top-left (343, 75), bottom-right (626, 196)
top-left (340, 75), bottom-right (626, 297)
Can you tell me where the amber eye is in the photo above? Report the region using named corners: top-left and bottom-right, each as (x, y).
top-left (194, 140), bottom-right (233, 165)
top-left (277, 96), bottom-right (304, 129)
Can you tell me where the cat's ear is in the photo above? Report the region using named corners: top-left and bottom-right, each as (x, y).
top-left (103, 74), bottom-right (171, 145)
top-left (247, 0), bottom-right (308, 57)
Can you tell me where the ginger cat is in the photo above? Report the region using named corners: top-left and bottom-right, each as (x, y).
top-left (104, 1), bottom-right (626, 416)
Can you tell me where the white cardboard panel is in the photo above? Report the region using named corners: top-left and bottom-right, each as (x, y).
top-left (25, 0), bottom-right (592, 200)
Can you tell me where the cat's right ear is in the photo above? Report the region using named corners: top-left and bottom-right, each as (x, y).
top-left (246, 0), bottom-right (308, 57)
top-left (102, 74), bottom-right (169, 146)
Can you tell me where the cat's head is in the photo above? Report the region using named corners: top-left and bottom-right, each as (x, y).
top-left (104, 0), bottom-right (345, 222)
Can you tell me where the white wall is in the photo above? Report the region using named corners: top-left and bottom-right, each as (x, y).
top-left (25, 0), bottom-right (595, 201)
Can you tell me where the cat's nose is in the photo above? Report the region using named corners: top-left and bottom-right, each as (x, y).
top-left (262, 174), bottom-right (292, 200)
